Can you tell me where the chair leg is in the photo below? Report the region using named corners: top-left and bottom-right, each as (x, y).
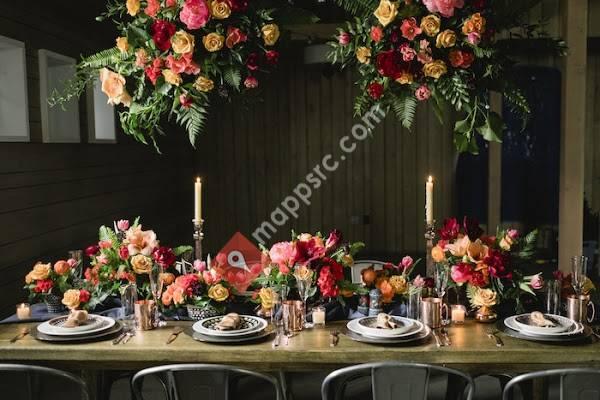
top-left (278, 371), bottom-right (291, 400)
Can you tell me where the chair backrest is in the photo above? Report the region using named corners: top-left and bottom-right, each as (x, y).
top-left (131, 364), bottom-right (283, 400)
top-left (502, 368), bottom-right (600, 400)
top-left (0, 364), bottom-right (89, 400)
top-left (350, 260), bottom-right (387, 284)
top-left (321, 362), bottom-right (474, 400)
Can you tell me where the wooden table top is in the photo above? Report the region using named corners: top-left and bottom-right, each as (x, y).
top-left (0, 320), bottom-right (599, 373)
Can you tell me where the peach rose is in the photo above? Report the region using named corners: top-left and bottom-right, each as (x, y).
top-left (373, 0), bottom-right (398, 27)
top-left (135, 48), bottom-right (148, 67)
top-left (356, 46), bottom-right (371, 64)
top-left (99, 68), bottom-right (132, 107)
top-left (62, 289), bottom-right (81, 310)
top-left (162, 69), bottom-right (182, 86)
top-left (210, 0), bottom-right (231, 19)
top-left (29, 262), bottom-right (51, 281)
top-left (116, 37), bottom-right (129, 53)
top-left (435, 29), bottom-right (456, 48)
top-left (131, 254), bottom-right (153, 275)
top-left (203, 32), bottom-right (224, 52)
top-left (124, 226), bottom-right (159, 256)
top-left (462, 13), bottom-right (486, 35)
top-left (431, 246), bottom-right (446, 262)
top-left (208, 284), bottom-right (230, 302)
top-left (171, 30), bottom-right (195, 54)
top-left (172, 286), bottom-right (186, 305)
top-left (161, 289), bottom-right (173, 306)
top-left (193, 75), bottom-right (214, 92)
top-left (420, 14), bottom-right (440, 37)
top-left (261, 24), bottom-right (280, 46)
top-left (126, 0), bottom-right (141, 16)
top-left (53, 260), bottom-right (71, 276)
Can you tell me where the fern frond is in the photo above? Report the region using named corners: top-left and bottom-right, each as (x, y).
top-left (176, 101), bottom-right (209, 146)
top-left (436, 73), bottom-right (471, 111)
top-left (81, 47), bottom-right (128, 69)
top-left (390, 92), bottom-right (417, 130)
top-left (332, 0), bottom-right (377, 17)
top-left (223, 67), bottom-right (241, 91)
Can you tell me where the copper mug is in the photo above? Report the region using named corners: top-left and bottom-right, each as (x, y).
top-left (282, 300), bottom-right (303, 332)
top-left (134, 300), bottom-right (157, 330)
top-left (566, 294), bottom-right (596, 324)
top-left (420, 298), bottom-right (448, 329)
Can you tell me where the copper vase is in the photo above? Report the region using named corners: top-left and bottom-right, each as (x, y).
top-left (282, 300), bottom-right (303, 332)
top-left (475, 306), bottom-right (497, 323)
top-left (134, 300), bottom-right (157, 331)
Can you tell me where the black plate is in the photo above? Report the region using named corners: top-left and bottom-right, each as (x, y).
top-left (343, 326), bottom-right (431, 346)
top-left (497, 320), bottom-right (593, 344)
top-left (31, 321), bottom-right (123, 343)
top-left (187, 327), bottom-right (275, 345)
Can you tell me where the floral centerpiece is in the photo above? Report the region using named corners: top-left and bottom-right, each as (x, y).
top-left (328, 0), bottom-right (564, 153)
top-left (49, 0), bottom-right (315, 149)
top-left (24, 259), bottom-right (81, 312)
top-left (432, 216), bottom-right (539, 320)
top-left (359, 256), bottom-right (428, 304)
top-left (83, 217), bottom-right (191, 309)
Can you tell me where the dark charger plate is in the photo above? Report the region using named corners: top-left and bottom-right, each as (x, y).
top-left (342, 326), bottom-right (431, 346)
top-left (187, 327), bottom-right (275, 345)
top-left (497, 320), bottom-right (593, 344)
top-left (31, 321), bottom-right (123, 343)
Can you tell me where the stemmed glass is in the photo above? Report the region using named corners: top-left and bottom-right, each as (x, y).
top-left (571, 255), bottom-right (589, 296)
top-left (149, 265), bottom-right (165, 327)
top-left (434, 265), bottom-right (449, 324)
top-left (296, 277), bottom-right (314, 328)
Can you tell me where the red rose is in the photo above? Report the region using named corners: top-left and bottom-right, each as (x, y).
top-left (461, 52), bottom-right (475, 68)
top-left (265, 50), bottom-right (279, 66)
top-left (367, 82), bottom-right (384, 100)
top-left (244, 76), bottom-right (258, 88)
top-left (151, 20), bottom-right (177, 52)
top-left (119, 246), bottom-right (129, 260)
top-left (376, 50), bottom-right (405, 78)
top-left (370, 26), bottom-right (384, 42)
top-left (317, 266), bottom-right (339, 298)
top-left (246, 53), bottom-right (259, 71)
top-left (79, 289), bottom-right (91, 304)
top-left (145, 57), bottom-right (163, 85)
top-left (153, 246), bottom-right (176, 268)
top-left (449, 50), bottom-right (475, 69)
top-left (225, 26), bottom-right (247, 48)
top-left (439, 217), bottom-right (460, 241)
top-left (34, 279), bottom-right (53, 293)
top-left (85, 245), bottom-right (100, 257)
top-left (469, 270), bottom-right (488, 287)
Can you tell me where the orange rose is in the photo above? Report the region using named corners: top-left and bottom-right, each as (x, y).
top-left (378, 279), bottom-right (395, 303)
top-left (161, 289), bottom-right (173, 306)
top-left (462, 13), bottom-right (486, 35)
top-left (53, 260), bottom-right (71, 276)
top-left (159, 272), bottom-right (175, 285)
top-left (431, 246), bottom-right (446, 262)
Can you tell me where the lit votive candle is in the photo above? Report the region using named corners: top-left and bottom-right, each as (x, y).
top-left (313, 306), bottom-right (326, 326)
top-left (451, 305), bottom-right (466, 324)
top-left (16, 303), bottom-right (31, 320)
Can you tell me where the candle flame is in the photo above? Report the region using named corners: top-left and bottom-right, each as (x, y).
top-left (196, 177), bottom-right (201, 183)
top-left (428, 176), bottom-right (433, 183)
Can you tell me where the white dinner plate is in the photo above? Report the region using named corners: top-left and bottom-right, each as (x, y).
top-left (356, 316), bottom-right (415, 336)
top-left (37, 315), bottom-right (116, 336)
top-left (504, 316), bottom-right (583, 337)
top-left (192, 315), bottom-right (268, 337)
top-left (45, 314), bottom-right (104, 333)
top-left (347, 318), bottom-right (424, 339)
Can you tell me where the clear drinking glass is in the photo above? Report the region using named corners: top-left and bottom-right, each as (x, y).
top-left (545, 280), bottom-right (561, 315)
top-left (296, 278), bottom-right (313, 328)
top-left (434, 265), bottom-right (449, 299)
top-left (149, 266), bottom-right (164, 327)
top-left (271, 292), bottom-right (284, 336)
top-left (571, 255), bottom-right (589, 296)
top-left (407, 287), bottom-right (422, 320)
top-left (120, 283), bottom-right (138, 331)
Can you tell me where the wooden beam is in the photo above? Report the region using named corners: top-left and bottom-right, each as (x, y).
top-left (488, 92), bottom-right (502, 233)
top-left (558, 0), bottom-right (588, 272)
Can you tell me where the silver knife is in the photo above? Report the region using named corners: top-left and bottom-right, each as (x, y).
top-left (487, 330), bottom-right (504, 347)
top-left (121, 332), bottom-right (134, 344)
top-left (112, 331), bottom-right (127, 345)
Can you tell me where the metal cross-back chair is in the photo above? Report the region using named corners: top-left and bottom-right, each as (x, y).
top-left (0, 363), bottom-right (89, 400)
top-left (502, 368), bottom-right (600, 400)
top-left (321, 362), bottom-right (475, 400)
top-left (131, 364), bottom-right (283, 400)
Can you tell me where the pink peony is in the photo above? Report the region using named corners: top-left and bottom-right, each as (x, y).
top-left (180, 0), bottom-right (210, 30)
top-left (338, 31), bottom-right (351, 45)
top-left (400, 18), bottom-right (422, 40)
top-left (117, 219), bottom-right (130, 231)
top-left (415, 85), bottom-right (431, 101)
top-left (451, 263), bottom-right (472, 284)
top-left (507, 229), bottom-right (519, 240)
top-left (530, 273), bottom-right (544, 290)
top-left (467, 32), bottom-right (481, 46)
top-left (422, 0), bottom-right (465, 18)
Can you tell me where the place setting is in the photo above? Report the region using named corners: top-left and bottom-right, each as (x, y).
top-left (344, 313), bottom-right (431, 346)
top-left (30, 310), bottom-right (123, 344)
top-left (188, 313), bottom-right (274, 345)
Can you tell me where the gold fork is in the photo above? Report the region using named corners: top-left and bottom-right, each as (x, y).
top-left (10, 327), bottom-right (30, 343)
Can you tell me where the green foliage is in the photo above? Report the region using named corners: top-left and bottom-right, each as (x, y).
top-left (81, 47), bottom-right (127, 69)
top-left (176, 100), bottom-right (209, 147)
top-left (436, 72), bottom-right (472, 112)
top-left (223, 67), bottom-right (242, 90)
top-left (332, 0), bottom-right (378, 18)
top-left (518, 229), bottom-right (538, 259)
top-left (390, 91), bottom-right (417, 130)
top-left (173, 245), bottom-right (194, 257)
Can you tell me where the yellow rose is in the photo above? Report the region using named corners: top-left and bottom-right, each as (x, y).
top-left (258, 287), bottom-right (275, 309)
top-left (210, 0), bottom-right (231, 19)
top-left (162, 69), bottom-right (182, 86)
top-left (435, 29), bottom-right (456, 48)
top-left (471, 288), bottom-right (497, 308)
top-left (203, 32), bottom-right (225, 52)
top-left (389, 275), bottom-right (408, 295)
top-left (99, 68), bottom-right (132, 106)
top-left (420, 14), bottom-right (440, 37)
top-left (61, 289), bottom-right (81, 310)
top-left (171, 30), bottom-right (195, 54)
top-left (193, 75), bottom-right (214, 92)
top-left (395, 72), bottom-right (413, 85)
top-left (423, 60), bottom-right (447, 79)
top-left (294, 265), bottom-right (313, 281)
top-left (208, 284), bottom-right (230, 302)
top-left (29, 262), bottom-right (51, 281)
top-left (126, 0), bottom-right (140, 16)
top-left (373, 0), bottom-right (398, 27)
top-left (356, 46), bottom-right (371, 64)
top-left (261, 24), bottom-right (280, 46)
top-left (116, 37), bottom-right (129, 54)
top-left (130, 254), bottom-right (153, 274)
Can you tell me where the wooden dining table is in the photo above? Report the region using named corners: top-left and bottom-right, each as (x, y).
top-left (1, 320), bottom-right (599, 399)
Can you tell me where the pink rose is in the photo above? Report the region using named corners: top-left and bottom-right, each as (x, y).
top-left (399, 43), bottom-right (416, 62)
top-left (415, 85), bottom-right (431, 101)
top-left (338, 31), bottom-right (351, 45)
top-left (422, 0), bottom-right (465, 18)
top-left (400, 18), bottom-right (422, 41)
top-left (117, 219), bottom-right (130, 231)
top-left (244, 76), bottom-right (258, 89)
top-left (507, 229), bottom-right (519, 240)
top-left (530, 273), bottom-right (544, 290)
top-left (451, 263), bottom-right (472, 284)
top-left (145, 0), bottom-right (161, 18)
top-left (401, 256), bottom-right (414, 270)
top-left (193, 259), bottom-right (206, 272)
top-left (180, 0), bottom-right (210, 30)
top-left (467, 32), bottom-right (481, 46)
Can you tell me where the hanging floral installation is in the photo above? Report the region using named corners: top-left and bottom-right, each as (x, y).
top-left (328, 0), bottom-right (564, 153)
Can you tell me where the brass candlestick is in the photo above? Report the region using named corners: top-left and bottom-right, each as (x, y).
top-left (425, 220), bottom-right (436, 278)
top-left (193, 218), bottom-right (204, 261)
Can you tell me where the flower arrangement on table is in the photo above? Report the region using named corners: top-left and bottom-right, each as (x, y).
top-left (48, 0), bottom-right (316, 150)
top-left (24, 259), bottom-right (83, 312)
top-left (254, 230), bottom-right (364, 313)
top-left (432, 216), bottom-right (539, 319)
top-left (83, 217), bottom-right (191, 309)
top-left (328, 0), bottom-right (564, 153)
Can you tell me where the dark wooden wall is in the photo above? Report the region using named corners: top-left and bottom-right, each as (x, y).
top-left (0, 2), bottom-right (195, 317)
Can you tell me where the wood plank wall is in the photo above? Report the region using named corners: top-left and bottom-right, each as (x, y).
top-left (0, 2), bottom-right (195, 317)
top-left (194, 50), bottom-right (457, 259)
